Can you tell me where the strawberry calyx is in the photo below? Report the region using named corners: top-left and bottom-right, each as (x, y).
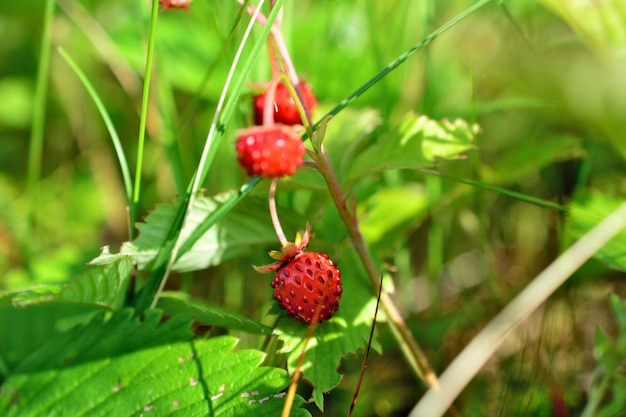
top-left (254, 225), bottom-right (311, 273)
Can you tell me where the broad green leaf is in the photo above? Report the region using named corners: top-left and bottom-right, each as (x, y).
top-left (157, 292), bottom-right (272, 335)
top-left (273, 247), bottom-right (380, 410)
top-left (317, 106), bottom-right (383, 182)
top-left (5, 257), bottom-right (132, 309)
top-left (566, 192), bottom-right (626, 271)
top-left (358, 184), bottom-right (430, 252)
top-left (91, 193), bottom-right (282, 273)
top-left (480, 134), bottom-right (586, 184)
top-left (0, 258), bottom-right (133, 372)
top-left (348, 112), bottom-right (478, 180)
top-left (0, 309), bottom-right (309, 417)
top-left (0, 303), bottom-right (100, 376)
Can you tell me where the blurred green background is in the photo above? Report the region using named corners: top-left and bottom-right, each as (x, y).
top-left (1, 0), bottom-right (626, 415)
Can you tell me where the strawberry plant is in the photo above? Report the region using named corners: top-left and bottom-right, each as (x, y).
top-left (2, 1), bottom-right (626, 416)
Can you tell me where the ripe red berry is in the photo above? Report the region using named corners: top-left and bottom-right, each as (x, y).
top-left (235, 125), bottom-right (305, 178)
top-left (271, 252), bottom-right (342, 324)
top-left (253, 81), bottom-right (317, 126)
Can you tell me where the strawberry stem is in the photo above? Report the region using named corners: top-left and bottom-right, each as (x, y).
top-left (279, 74), bottom-right (314, 139)
top-left (263, 76), bottom-right (280, 126)
top-left (269, 177), bottom-right (288, 246)
top-left (310, 136), bottom-right (442, 393)
top-left (281, 302), bottom-right (323, 417)
top-left (237, 0), bottom-right (313, 135)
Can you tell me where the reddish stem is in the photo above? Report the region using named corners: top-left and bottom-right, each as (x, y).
top-left (263, 76), bottom-right (280, 126)
top-left (269, 177), bottom-right (287, 246)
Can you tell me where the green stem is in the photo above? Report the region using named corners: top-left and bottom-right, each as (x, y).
top-left (58, 48), bottom-right (133, 208)
top-left (26, 0), bottom-right (55, 258)
top-left (131, 0), bottom-right (160, 238)
top-left (426, 174), bottom-right (443, 307)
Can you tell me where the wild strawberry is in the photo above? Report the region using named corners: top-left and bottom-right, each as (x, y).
top-left (235, 125), bottom-right (305, 178)
top-left (159, 0), bottom-right (192, 11)
top-left (271, 252), bottom-right (342, 324)
top-left (253, 81), bottom-right (317, 126)
top-left (255, 227), bottom-right (342, 324)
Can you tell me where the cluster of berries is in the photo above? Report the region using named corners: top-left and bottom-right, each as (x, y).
top-left (164, 0), bottom-right (343, 324)
top-left (236, 81), bottom-right (316, 179)
top-left (237, 81), bottom-right (342, 324)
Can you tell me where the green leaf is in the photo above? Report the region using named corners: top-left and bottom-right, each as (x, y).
top-left (566, 192), bottom-right (626, 271)
top-left (480, 134), bottom-right (586, 184)
top-left (273, 247), bottom-right (380, 410)
top-left (5, 257), bottom-right (132, 309)
top-left (0, 309), bottom-right (309, 417)
top-left (0, 303), bottom-right (100, 376)
top-left (91, 193), bottom-right (280, 273)
top-left (358, 184), bottom-right (430, 252)
top-left (348, 112), bottom-right (478, 180)
top-left (156, 292), bottom-right (273, 335)
top-left (314, 106), bottom-right (382, 181)
top-left (585, 295), bottom-right (626, 417)
top-left (0, 258), bottom-right (133, 373)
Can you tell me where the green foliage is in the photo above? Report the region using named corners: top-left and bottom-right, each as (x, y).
top-left (348, 113), bottom-right (479, 180)
top-left (156, 292), bottom-right (273, 335)
top-left (566, 192), bottom-right (626, 271)
top-left (2, 0), bottom-right (626, 415)
top-left (0, 309), bottom-right (309, 417)
top-left (585, 295), bottom-right (626, 417)
top-left (540, 0), bottom-right (626, 58)
top-left (0, 258), bottom-right (133, 373)
top-left (480, 134), bottom-right (586, 184)
top-left (91, 192), bottom-right (293, 273)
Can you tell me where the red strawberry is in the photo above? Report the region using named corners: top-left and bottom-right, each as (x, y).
top-left (253, 81), bottom-right (317, 126)
top-left (271, 252), bottom-right (342, 324)
top-left (159, 0), bottom-right (192, 11)
top-left (235, 125), bottom-right (305, 178)
top-left (255, 227), bottom-right (342, 324)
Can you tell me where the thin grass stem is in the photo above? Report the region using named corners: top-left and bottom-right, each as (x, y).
top-left (410, 201), bottom-right (626, 417)
top-left (26, 0), bottom-right (55, 258)
top-left (131, 0), bottom-right (160, 238)
top-left (58, 48), bottom-right (133, 208)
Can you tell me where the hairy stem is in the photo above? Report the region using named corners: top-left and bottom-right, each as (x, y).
top-left (312, 144), bottom-right (439, 388)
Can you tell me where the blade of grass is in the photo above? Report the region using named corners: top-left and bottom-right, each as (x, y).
top-left (422, 169), bottom-right (568, 213)
top-left (134, 0), bottom-right (285, 312)
top-left (131, 0), bottom-right (160, 238)
top-left (313, 0), bottom-right (495, 132)
top-left (26, 0), bottom-right (55, 265)
top-left (58, 48), bottom-right (133, 209)
top-left (410, 200), bottom-right (626, 417)
top-left (178, 2), bottom-right (250, 133)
